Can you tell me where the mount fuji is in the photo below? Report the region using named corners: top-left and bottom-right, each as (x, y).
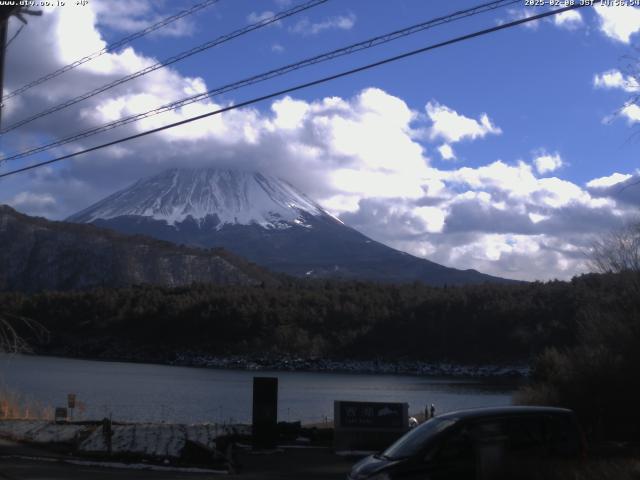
top-left (68, 168), bottom-right (509, 285)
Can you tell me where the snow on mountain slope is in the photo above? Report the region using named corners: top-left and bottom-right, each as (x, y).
top-left (68, 168), bottom-right (330, 229)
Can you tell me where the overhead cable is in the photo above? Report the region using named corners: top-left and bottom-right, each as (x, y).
top-left (0, 4), bottom-right (589, 180)
top-left (1, 0), bottom-right (520, 163)
top-left (0, 0), bottom-right (329, 134)
top-left (1, 0), bottom-right (221, 102)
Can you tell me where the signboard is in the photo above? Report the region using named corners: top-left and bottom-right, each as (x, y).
top-left (252, 377), bottom-right (278, 449)
top-left (334, 400), bottom-right (409, 452)
top-left (67, 393), bottom-right (76, 409)
top-left (338, 401), bottom-right (406, 429)
top-left (54, 407), bottom-right (67, 423)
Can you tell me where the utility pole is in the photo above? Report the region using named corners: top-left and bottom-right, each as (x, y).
top-left (0, 6), bottom-right (19, 129)
top-left (0, 6), bottom-right (41, 129)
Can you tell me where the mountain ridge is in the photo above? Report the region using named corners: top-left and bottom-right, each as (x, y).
top-left (0, 204), bottom-right (277, 292)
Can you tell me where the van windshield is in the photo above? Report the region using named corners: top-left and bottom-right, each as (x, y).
top-left (381, 417), bottom-right (458, 460)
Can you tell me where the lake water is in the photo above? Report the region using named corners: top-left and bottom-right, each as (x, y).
top-left (0, 354), bottom-right (518, 424)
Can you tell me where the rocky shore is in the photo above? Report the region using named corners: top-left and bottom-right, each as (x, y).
top-left (37, 345), bottom-right (530, 378)
top-left (169, 353), bottom-right (529, 378)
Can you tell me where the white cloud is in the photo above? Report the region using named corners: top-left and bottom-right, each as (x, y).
top-left (93, 0), bottom-right (196, 38)
top-left (271, 43), bottom-right (285, 53)
top-left (289, 13), bottom-right (356, 35)
top-left (533, 152), bottom-right (564, 175)
top-left (621, 103), bottom-right (640, 123)
top-left (585, 171), bottom-right (640, 210)
top-left (425, 102), bottom-right (501, 144)
top-left (442, 160), bottom-right (588, 209)
top-left (501, 7), bottom-right (584, 33)
top-left (247, 10), bottom-right (280, 26)
top-left (587, 172), bottom-right (632, 188)
top-left (594, 69), bottom-right (637, 92)
top-left (438, 144), bottom-right (455, 160)
top-left (553, 10), bottom-right (583, 30)
top-left (595, 4), bottom-right (640, 43)
top-left (502, 8), bottom-right (541, 30)
top-left (431, 234), bottom-right (588, 280)
top-left (342, 158), bottom-right (634, 280)
top-left (9, 192), bottom-right (57, 217)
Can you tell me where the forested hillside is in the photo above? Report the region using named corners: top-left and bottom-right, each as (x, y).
top-left (0, 205), bottom-right (277, 291)
top-left (0, 273), bottom-right (628, 365)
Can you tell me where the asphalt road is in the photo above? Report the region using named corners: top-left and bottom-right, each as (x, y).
top-left (0, 444), bottom-right (354, 479)
top-left (0, 458), bottom-right (215, 479)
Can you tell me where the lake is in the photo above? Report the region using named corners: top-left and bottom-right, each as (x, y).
top-left (0, 354), bottom-right (518, 424)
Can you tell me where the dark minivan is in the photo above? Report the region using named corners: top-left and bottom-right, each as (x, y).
top-left (347, 406), bottom-right (585, 480)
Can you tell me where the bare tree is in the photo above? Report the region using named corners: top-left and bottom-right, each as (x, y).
top-left (588, 221), bottom-right (640, 274)
top-left (0, 313), bottom-right (47, 354)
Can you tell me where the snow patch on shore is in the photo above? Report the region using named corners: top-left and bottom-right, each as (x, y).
top-left (0, 420), bottom-right (249, 460)
top-left (0, 420), bottom-right (84, 444)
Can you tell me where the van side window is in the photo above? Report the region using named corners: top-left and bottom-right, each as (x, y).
top-left (471, 420), bottom-right (508, 479)
top-left (472, 421), bottom-right (506, 443)
top-left (435, 427), bottom-right (475, 463)
top-left (505, 416), bottom-right (547, 453)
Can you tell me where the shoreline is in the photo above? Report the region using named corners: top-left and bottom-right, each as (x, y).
top-left (170, 354), bottom-right (530, 378)
top-left (28, 351), bottom-right (530, 379)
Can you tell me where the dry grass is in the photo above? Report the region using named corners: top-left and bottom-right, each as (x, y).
top-left (0, 388), bottom-right (53, 420)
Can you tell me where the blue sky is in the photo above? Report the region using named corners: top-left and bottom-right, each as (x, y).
top-left (1, 0), bottom-right (640, 280)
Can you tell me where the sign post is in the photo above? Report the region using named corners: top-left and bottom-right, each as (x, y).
top-left (67, 393), bottom-right (76, 421)
top-left (252, 377), bottom-right (278, 450)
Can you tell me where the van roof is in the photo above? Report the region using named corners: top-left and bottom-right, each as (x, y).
top-left (436, 406), bottom-right (573, 422)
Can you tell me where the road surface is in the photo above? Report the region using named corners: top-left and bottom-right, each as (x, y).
top-left (0, 440), bottom-right (354, 479)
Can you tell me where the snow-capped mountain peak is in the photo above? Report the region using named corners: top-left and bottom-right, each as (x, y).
top-left (66, 167), bottom-right (510, 286)
top-left (68, 168), bottom-right (329, 229)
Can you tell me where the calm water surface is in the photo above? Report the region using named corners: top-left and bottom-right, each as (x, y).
top-left (0, 354), bottom-right (518, 424)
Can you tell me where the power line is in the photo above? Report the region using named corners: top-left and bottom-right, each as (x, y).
top-left (0, 0), bottom-right (329, 135)
top-left (1, 0), bottom-right (520, 164)
top-left (0, 3), bottom-right (588, 180)
top-left (1, 0), bottom-right (221, 103)
top-left (5, 24), bottom-right (24, 49)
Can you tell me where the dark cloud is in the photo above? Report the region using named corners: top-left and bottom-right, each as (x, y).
top-left (339, 198), bottom-right (430, 242)
top-left (587, 174), bottom-right (640, 207)
top-left (443, 199), bottom-right (536, 235)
